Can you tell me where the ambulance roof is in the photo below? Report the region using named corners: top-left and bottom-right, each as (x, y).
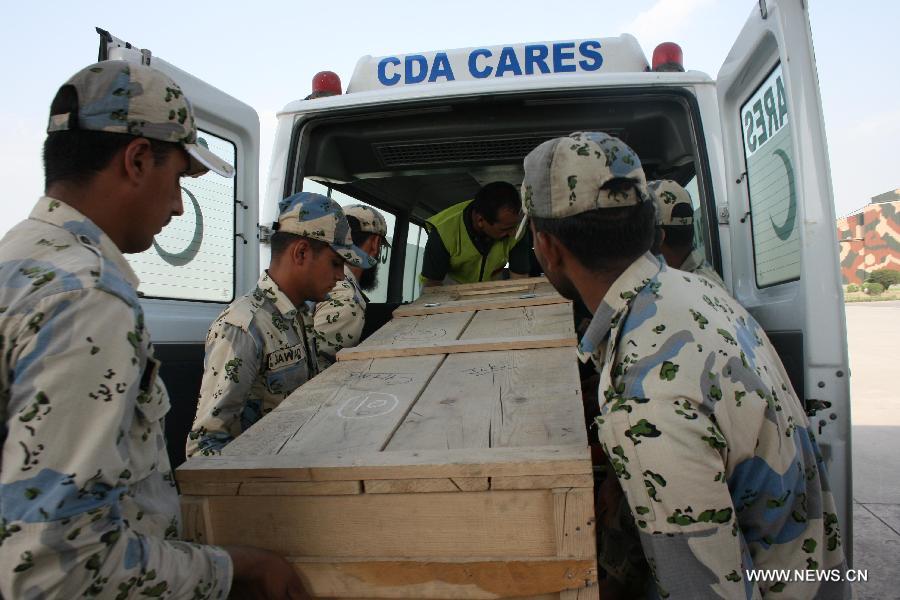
top-left (346, 35), bottom-right (648, 92)
top-left (280, 67), bottom-right (714, 117)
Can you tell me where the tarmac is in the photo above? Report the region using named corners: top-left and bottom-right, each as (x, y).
top-left (846, 300), bottom-right (900, 599)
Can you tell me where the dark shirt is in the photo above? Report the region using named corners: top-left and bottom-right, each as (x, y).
top-left (421, 203), bottom-right (531, 281)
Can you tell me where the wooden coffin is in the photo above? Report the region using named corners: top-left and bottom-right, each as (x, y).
top-left (177, 277), bottom-right (598, 599)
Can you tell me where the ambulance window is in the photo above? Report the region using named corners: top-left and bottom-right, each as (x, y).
top-left (739, 63), bottom-right (801, 288)
top-left (402, 223), bottom-right (428, 302)
top-left (684, 176), bottom-right (715, 268)
top-left (302, 179), bottom-right (396, 304)
top-left (128, 130), bottom-right (236, 302)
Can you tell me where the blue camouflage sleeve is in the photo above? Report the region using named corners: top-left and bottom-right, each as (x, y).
top-left (0, 288), bottom-right (231, 598)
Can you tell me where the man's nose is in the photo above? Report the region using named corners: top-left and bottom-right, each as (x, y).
top-left (173, 191), bottom-right (185, 217)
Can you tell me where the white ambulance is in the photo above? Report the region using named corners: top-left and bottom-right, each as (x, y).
top-left (98, 0), bottom-right (853, 558)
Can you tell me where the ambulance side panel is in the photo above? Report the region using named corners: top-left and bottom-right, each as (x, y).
top-left (716, 0), bottom-right (852, 558)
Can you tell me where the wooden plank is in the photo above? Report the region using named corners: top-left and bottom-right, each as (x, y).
top-left (365, 478), bottom-right (460, 494)
top-left (394, 295), bottom-right (569, 317)
top-left (453, 477), bottom-right (491, 492)
top-left (336, 334), bottom-right (576, 362)
top-left (203, 490), bottom-right (557, 558)
top-left (459, 304), bottom-right (575, 340)
top-left (491, 475), bottom-right (594, 491)
top-left (276, 355), bottom-right (444, 457)
top-left (560, 586), bottom-right (600, 600)
top-left (178, 481), bottom-right (240, 496)
top-left (240, 481), bottom-right (362, 496)
top-left (221, 405), bottom-right (320, 456)
top-left (386, 348), bottom-right (585, 452)
top-left (222, 360), bottom-right (387, 457)
top-left (176, 445), bottom-right (592, 484)
top-left (420, 276), bottom-right (548, 295)
top-left (364, 477), bottom-right (489, 494)
top-left (554, 488), bottom-right (596, 559)
top-left (180, 496), bottom-right (215, 545)
top-left (290, 557), bottom-right (596, 599)
top-left (361, 311), bottom-right (475, 347)
top-left (457, 284), bottom-right (531, 297)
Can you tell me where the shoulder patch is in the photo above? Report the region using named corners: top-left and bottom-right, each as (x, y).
top-left (220, 297), bottom-right (258, 331)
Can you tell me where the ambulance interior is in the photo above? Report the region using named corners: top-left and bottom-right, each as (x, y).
top-left (291, 87), bottom-right (803, 452)
top-left (298, 88), bottom-right (720, 311)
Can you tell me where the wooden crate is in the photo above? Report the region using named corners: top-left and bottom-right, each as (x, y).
top-left (177, 277), bottom-right (598, 599)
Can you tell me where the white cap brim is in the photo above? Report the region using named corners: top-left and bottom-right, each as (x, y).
top-left (185, 143), bottom-right (235, 178)
top-left (515, 214), bottom-right (530, 241)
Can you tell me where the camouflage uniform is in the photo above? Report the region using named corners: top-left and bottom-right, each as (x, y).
top-left (649, 179), bottom-right (727, 289)
top-left (0, 198), bottom-right (231, 598)
top-left (187, 193), bottom-right (374, 457)
top-left (521, 133), bottom-right (850, 599)
top-left (0, 60), bottom-right (235, 598)
top-left (313, 265), bottom-right (366, 370)
top-left (186, 271), bottom-right (319, 457)
top-left (681, 246), bottom-right (727, 289)
top-left (313, 204), bottom-right (388, 369)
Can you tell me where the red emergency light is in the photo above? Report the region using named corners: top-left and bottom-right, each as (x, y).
top-left (651, 42), bottom-right (684, 72)
top-left (309, 71), bottom-right (342, 99)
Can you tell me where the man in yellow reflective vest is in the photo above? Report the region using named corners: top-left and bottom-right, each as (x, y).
top-left (420, 182), bottom-right (532, 286)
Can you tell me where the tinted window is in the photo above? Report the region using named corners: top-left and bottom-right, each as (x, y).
top-left (128, 130), bottom-right (236, 301)
top-left (740, 63), bottom-right (800, 287)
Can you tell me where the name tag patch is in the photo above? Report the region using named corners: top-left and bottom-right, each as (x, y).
top-left (267, 344), bottom-right (305, 371)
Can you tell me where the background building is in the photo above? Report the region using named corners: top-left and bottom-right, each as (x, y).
top-left (837, 189), bottom-right (900, 285)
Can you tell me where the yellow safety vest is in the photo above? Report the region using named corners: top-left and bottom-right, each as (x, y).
top-left (425, 200), bottom-right (518, 284)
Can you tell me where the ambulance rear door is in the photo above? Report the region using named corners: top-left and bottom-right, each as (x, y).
top-left (97, 29), bottom-right (260, 467)
top-left (715, 1), bottom-right (852, 556)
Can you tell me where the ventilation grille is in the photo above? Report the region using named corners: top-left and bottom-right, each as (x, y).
top-left (374, 135), bottom-right (561, 168)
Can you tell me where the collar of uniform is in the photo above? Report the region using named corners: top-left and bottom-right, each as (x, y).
top-left (679, 247), bottom-right (705, 272)
top-left (577, 252), bottom-right (663, 362)
top-left (343, 264), bottom-right (368, 305)
top-left (343, 264), bottom-right (359, 288)
top-left (258, 270), bottom-right (299, 318)
top-left (30, 196), bottom-right (140, 289)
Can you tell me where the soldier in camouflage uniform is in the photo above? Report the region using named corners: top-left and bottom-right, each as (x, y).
top-left (649, 179), bottom-right (727, 289)
top-left (0, 61), bottom-right (304, 598)
top-left (313, 204), bottom-right (390, 369)
top-left (519, 132), bottom-right (850, 598)
top-left (187, 193), bottom-right (374, 457)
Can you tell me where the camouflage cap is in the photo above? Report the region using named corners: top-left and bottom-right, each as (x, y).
top-left (649, 179), bottom-right (694, 226)
top-left (275, 193), bottom-right (376, 269)
top-left (516, 131), bottom-right (650, 239)
top-left (47, 60), bottom-right (234, 178)
top-left (343, 204), bottom-right (391, 247)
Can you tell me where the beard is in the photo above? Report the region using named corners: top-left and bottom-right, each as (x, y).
top-left (358, 263), bottom-right (379, 291)
top-left (533, 251), bottom-right (580, 303)
top-left (546, 270), bottom-right (580, 303)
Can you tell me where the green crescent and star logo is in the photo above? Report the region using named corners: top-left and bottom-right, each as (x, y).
top-left (153, 185), bottom-right (204, 266)
top-left (769, 148), bottom-right (797, 241)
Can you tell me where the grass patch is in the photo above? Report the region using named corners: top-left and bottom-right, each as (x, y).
top-left (844, 290), bottom-right (900, 303)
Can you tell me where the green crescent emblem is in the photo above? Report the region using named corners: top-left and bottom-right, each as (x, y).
top-left (769, 149), bottom-right (797, 241)
top-left (153, 186), bottom-right (204, 266)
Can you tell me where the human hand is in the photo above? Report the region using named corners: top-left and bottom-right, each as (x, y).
top-left (224, 545), bottom-right (309, 599)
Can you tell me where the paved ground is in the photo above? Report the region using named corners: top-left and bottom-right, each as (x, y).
top-left (846, 301), bottom-right (900, 599)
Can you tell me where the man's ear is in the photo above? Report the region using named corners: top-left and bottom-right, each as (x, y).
top-left (122, 138), bottom-right (154, 185)
top-left (533, 229), bottom-right (564, 273)
top-left (291, 238), bottom-right (311, 266)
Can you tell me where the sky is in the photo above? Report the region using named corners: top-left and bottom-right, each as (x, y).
top-left (0, 0), bottom-right (895, 237)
